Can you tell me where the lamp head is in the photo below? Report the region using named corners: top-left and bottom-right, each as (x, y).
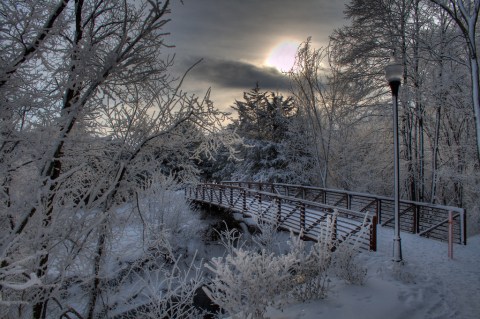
top-left (385, 62), bottom-right (403, 83)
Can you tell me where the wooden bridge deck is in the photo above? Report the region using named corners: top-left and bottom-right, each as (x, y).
top-left (186, 182), bottom-right (467, 250)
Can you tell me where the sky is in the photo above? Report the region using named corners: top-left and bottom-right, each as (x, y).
top-left (164, 0), bottom-right (349, 111)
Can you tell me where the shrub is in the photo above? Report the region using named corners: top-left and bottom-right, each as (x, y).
top-left (330, 215), bottom-right (370, 285)
top-left (331, 242), bottom-right (367, 285)
top-left (287, 215), bottom-right (337, 301)
top-left (204, 248), bottom-right (296, 319)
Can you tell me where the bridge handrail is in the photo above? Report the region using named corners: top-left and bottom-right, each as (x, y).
top-left (197, 183), bottom-right (372, 219)
top-left (221, 181), bottom-right (465, 213)
top-left (221, 181), bottom-right (467, 245)
top-left (186, 183), bottom-right (377, 251)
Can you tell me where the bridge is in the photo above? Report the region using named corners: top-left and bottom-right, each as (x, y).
top-left (186, 181), bottom-right (467, 251)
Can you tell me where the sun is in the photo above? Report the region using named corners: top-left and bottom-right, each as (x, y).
top-left (265, 40), bottom-right (299, 72)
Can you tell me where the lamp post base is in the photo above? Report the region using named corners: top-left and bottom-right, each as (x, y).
top-left (392, 237), bottom-right (403, 262)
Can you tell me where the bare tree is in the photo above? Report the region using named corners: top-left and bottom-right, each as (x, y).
top-left (288, 39), bottom-right (382, 189)
top-left (429, 0), bottom-right (480, 163)
top-left (0, 1), bottom-right (240, 318)
top-left (288, 40), bottom-right (335, 187)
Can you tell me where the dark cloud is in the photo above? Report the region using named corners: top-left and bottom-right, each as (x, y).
top-left (183, 57), bottom-right (291, 91)
top-left (165, 0), bottom-right (348, 108)
top-left (167, 0), bottom-right (348, 61)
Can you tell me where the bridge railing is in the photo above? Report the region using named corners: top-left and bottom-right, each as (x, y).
top-left (221, 181), bottom-right (467, 245)
top-left (186, 183), bottom-right (377, 251)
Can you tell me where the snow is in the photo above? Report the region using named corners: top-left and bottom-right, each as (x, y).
top-left (53, 199), bottom-right (479, 319)
top-left (266, 226), bottom-right (480, 319)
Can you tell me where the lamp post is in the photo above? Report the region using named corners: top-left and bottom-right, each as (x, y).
top-left (385, 60), bottom-right (403, 262)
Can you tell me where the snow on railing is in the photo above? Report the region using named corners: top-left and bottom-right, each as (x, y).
top-left (221, 181), bottom-right (467, 245)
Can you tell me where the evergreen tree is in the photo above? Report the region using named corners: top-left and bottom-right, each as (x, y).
top-left (232, 83), bottom-right (295, 142)
top-left (229, 84), bottom-right (297, 182)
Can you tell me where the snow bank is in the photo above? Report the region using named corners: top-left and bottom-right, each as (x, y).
top-left (266, 226), bottom-right (480, 319)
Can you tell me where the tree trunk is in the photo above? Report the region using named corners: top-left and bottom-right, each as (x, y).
top-left (470, 56), bottom-right (480, 163)
top-left (413, 0), bottom-right (425, 201)
top-left (86, 218), bottom-right (108, 319)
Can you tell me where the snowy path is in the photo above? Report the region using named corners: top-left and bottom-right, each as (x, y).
top-left (266, 226), bottom-right (480, 319)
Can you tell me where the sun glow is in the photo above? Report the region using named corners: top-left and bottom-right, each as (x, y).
top-left (265, 40), bottom-right (299, 72)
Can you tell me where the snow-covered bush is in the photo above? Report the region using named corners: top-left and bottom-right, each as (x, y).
top-left (204, 227), bottom-right (292, 318)
top-left (252, 216), bottom-right (282, 253)
top-left (204, 211), bottom-right (372, 317)
top-left (331, 242), bottom-right (367, 285)
top-left (124, 253), bottom-right (205, 319)
top-left (215, 224), bottom-right (246, 256)
top-left (287, 215), bottom-right (337, 301)
top-left (135, 175), bottom-right (206, 253)
top-left (204, 248), bottom-right (296, 319)
top-left (57, 225), bottom-right (207, 319)
top-left (330, 217), bottom-right (369, 286)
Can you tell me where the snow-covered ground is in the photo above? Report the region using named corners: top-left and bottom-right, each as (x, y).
top-left (266, 226), bottom-right (480, 319)
top-left (87, 200), bottom-right (479, 319)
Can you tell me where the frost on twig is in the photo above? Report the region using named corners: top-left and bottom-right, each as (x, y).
top-left (0, 272), bottom-right (41, 291)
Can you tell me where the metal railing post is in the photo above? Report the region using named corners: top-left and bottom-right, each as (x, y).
top-left (376, 199), bottom-right (381, 224)
top-left (242, 190), bottom-right (247, 213)
top-left (332, 214), bottom-right (337, 242)
top-left (276, 197), bottom-right (282, 226)
top-left (257, 193), bottom-right (262, 217)
top-left (219, 186), bottom-right (223, 205)
top-left (448, 211), bottom-right (453, 259)
top-left (300, 203), bottom-right (306, 237)
top-left (461, 210), bottom-right (467, 245)
top-left (412, 205), bottom-right (418, 234)
top-left (370, 215), bottom-right (377, 251)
